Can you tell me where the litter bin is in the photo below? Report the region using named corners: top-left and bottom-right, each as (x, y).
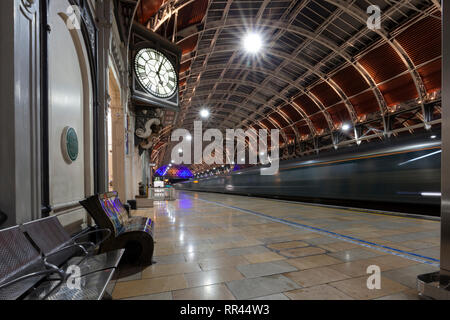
top-left (127, 200), bottom-right (137, 210)
top-left (123, 203), bottom-right (131, 217)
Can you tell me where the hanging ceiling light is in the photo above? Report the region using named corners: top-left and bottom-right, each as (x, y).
top-left (242, 32), bottom-right (263, 54)
top-left (342, 123), bottom-right (351, 131)
top-left (200, 108), bottom-right (210, 119)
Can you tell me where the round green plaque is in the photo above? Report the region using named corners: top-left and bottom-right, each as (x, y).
top-left (62, 126), bottom-right (79, 163)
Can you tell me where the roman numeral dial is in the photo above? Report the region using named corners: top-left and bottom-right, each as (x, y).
top-left (134, 48), bottom-right (177, 98)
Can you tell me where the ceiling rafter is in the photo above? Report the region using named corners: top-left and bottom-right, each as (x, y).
top-left (217, 1), bottom-right (349, 137)
top-left (326, 0), bottom-right (428, 124)
top-left (181, 78), bottom-right (317, 132)
top-left (176, 15), bottom-right (391, 133)
top-left (179, 0), bottom-right (313, 137)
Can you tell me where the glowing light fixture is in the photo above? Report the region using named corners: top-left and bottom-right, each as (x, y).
top-left (155, 165), bottom-right (193, 179)
top-left (431, 135), bottom-right (437, 139)
top-left (186, 134), bottom-right (192, 141)
top-left (398, 150), bottom-right (442, 166)
top-left (421, 192), bottom-right (441, 197)
top-left (243, 32), bottom-right (262, 54)
top-left (200, 109), bottom-right (210, 118)
top-left (342, 123), bottom-right (351, 131)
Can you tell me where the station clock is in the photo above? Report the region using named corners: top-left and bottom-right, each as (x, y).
top-left (130, 22), bottom-right (181, 111)
top-left (134, 48), bottom-right (177, 99)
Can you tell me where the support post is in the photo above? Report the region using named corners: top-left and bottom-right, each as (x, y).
top-left (440, 0), bottom-right (450, 284)
top-left (416, 0), bottom-right (450, 299)
top-left (96, 0), bottom-right (113, 193)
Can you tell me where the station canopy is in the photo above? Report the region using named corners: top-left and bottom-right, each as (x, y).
top-left (132, 0), bottom-right (442, 173)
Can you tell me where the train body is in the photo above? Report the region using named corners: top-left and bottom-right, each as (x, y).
top-left (175, 134), bottom-right (441, 215)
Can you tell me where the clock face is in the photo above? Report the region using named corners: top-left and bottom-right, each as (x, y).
top-left (134, 48), bottom-right (177, 98)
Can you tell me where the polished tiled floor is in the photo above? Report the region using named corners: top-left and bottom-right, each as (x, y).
top-left (111, 191), bottom-right (440, 300)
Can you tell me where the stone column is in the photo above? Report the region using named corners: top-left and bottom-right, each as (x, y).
top-left (95, 0), bottom-right (112, 193)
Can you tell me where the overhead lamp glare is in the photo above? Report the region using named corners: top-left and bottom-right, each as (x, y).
top-left (200, 109), bottom-right (210, 119)
top-left (243, 32), bottom-right (262, 54)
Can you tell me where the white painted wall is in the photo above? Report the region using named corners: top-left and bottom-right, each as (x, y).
top-left (47, 0), bottom-right (93, 227)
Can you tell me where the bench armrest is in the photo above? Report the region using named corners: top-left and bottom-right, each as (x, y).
top-left (43, 241), bottom-right (96, 265)
top-left (71, 228), bottom-right (112, 250)
top-left (0, 265), bottom-right (66, 292)
top-left (42, 229), bottom-right (112, 269)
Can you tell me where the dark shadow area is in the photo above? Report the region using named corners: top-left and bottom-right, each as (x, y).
top-left (0, 211), bottom-right (7, 227)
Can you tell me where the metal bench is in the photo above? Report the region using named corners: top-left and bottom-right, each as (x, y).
top-left (22, 216), bottom-right (124, 278)
top-left (0, 216), bottom-right (124, 300)
top-left (80, 192), bottom-right (155, 266)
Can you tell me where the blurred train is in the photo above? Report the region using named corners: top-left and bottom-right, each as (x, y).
top-left (175, 133), bottom-right (441, 216)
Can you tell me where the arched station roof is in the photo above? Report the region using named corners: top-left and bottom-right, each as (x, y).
top-left (132, 0), bottom-right (442, 173)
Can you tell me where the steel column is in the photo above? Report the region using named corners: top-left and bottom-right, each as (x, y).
top-left (417, 0), bottom-right (450, 299)
top-left (440, 0), bottom-right (450, 282)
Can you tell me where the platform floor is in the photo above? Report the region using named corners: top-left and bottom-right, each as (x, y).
top-left (112, 191), bottom-right (440, 300)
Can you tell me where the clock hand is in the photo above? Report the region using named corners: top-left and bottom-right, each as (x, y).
top-left (157, 61), bottom-right (163, 75)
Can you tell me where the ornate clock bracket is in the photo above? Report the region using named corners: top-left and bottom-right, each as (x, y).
top-left (134, 108), bottom-right (164, 156)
